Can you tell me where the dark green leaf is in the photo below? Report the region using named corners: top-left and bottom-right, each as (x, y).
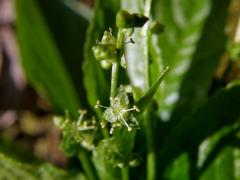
top-left (200, 147), bottom-right (237, 180)
top-left (161, 85), bottom-right (240, 167)
top-left (16, 0), bottom-right (80, 114)
top-left (164, 153), bottom-right (190, 180)
top-left (0, 152), bottom-right (84, 180)
top-left (37, 0), bottom-right (90, 108)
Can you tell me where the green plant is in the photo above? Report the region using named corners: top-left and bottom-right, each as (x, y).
top-left (1, 0), bottom-right (240, 180)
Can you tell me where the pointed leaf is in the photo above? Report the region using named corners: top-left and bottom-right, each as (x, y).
top-left (136, 67), bottom-right (170, 112)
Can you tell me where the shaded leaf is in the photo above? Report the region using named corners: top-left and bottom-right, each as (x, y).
top-left (37, 0), bottom-right (90, 108)
top-left (198, 123), bottom-right (240, 174)
top-left (161, 85), bottom-right (240, 167)
top-left (92, 138), bottom-right (121, 180)
top-left (164, 153), bottom-right (190, 180)
top-left (0, 152), bottom-right (84, 180)
top-left (16, 0), bottom-right (80, 114)
top-left (200, 147), bottom-right (237, 180)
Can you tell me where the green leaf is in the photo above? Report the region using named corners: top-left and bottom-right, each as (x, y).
top-left (92, 138), bottom-right (121, 180)
top-left (151, 0), bottom-right (212, 120)
top-left (92, 129), bottom-right (136, 180)
top-left (197, 123), bottom-right (240, 175)
top-left (200, 147), bottom-right (238, 180)
top-left (136, 67), bottom-right (170, 112)
top-left (83, 0), bottom-right (120, 110)
top-left (37, 0), bottom-right (90, 108)
top-left (160, 85), bottom-right (240, 168)
top-left (15, 0), bottom-right (80, 114)
top-left (170, 0), bottom-right (231, 123)
top-left (164, 153), bottom-right (190, 180)
top-left (0, 152), bottom-right (84, 180)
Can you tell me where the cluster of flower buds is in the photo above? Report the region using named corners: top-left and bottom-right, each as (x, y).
top-left (92, 28), bottom-right (117, 69)
top-left (54, 110), bottom-right (98, 154)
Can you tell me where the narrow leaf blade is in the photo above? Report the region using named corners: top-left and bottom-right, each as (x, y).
top-left (136, 67), bottom-right (170, 112)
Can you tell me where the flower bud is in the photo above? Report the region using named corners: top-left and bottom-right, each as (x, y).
top-left (101, 30), bottom-right (116, 45)
top-left (92, 44), bottom-right (116, 61)
top-left (116, 10), bottom-right (149, 29)
top-left (100, 60), bottom-right (112, 70)
top-left (149, 21), bottom-right (164, 34)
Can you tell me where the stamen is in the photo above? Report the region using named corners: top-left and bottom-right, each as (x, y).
top-left (101, 122), bottom-right (106, 128)
top-left (119, 114), bottom-right (131, 130)
top-left (77, 110), bottom-right (87, 126)
top-left (95, 100), bottom-right (109, 109)
top-left (134, 105), bottom-right (140, 112)
top-left (131, 116), bottom-right (139, 126)
top-left (121, 105), bottom-right (140, 113)
top-left (108, 27), bottom-right (112, 34)
top-left (122, 107), bottom-right (136, 112)
top-left (110, 127), bottom-right (114, 134)
top-left (78, 126), bottom-right (95, 131)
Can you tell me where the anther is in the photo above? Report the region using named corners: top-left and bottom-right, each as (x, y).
top-left (120, 114), bottom-right (131, 130)
top-left (95, 100), bottom-right (109, 109)
top-left (96, 40), bottom-right (101, 44)
top-left (110, 127), bottom-right (114, 134)
top-left (108, 27), bottom-right (112, 34)
top-left (77, 110), bottom-right (87, 126)
top-left (134, 105), bottom-right (140, 112)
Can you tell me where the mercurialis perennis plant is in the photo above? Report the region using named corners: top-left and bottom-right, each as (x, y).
top-left (54, 8), bottom-right (169, 180)
top-left (8, 0), bottom-right (240, 180)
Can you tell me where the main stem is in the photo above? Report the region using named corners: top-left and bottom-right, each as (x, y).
top-left (110, 30), bottom-right (124, 98)
top-left (143, 0), bottom-right (156, 180)
top-left (110, 62), bottom-right (119, 98)
top-left (111, 30), bottom-right (130, 179)
top-left (78, 150), bottom-right (98, 180)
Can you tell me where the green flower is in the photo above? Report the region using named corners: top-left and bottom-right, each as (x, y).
top-left (54, 110), bottom-right (97, 155)
top-left (95, 85), bottom-right (140, 134)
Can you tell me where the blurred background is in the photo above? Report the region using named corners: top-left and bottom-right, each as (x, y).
top-left (0, 0), bottom-right (95, 168)
top-left (0, 0), bottom-right (240, 171)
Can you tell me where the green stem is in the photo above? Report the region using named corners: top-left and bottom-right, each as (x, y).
top-left (110, 30), bottom-right (124, 98)
top-left (145, 110), bottom-right (156, 180)
top-left (142, 0), bottom-right (155, 179)
top-left (121, 166), bottom-right (129, 180)
top-left (110, 62), bottom-right (119, 98)
top-left (114, 29), bottom-right (131, 180)
top-left (78, 150), bottom-right (98, 180)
